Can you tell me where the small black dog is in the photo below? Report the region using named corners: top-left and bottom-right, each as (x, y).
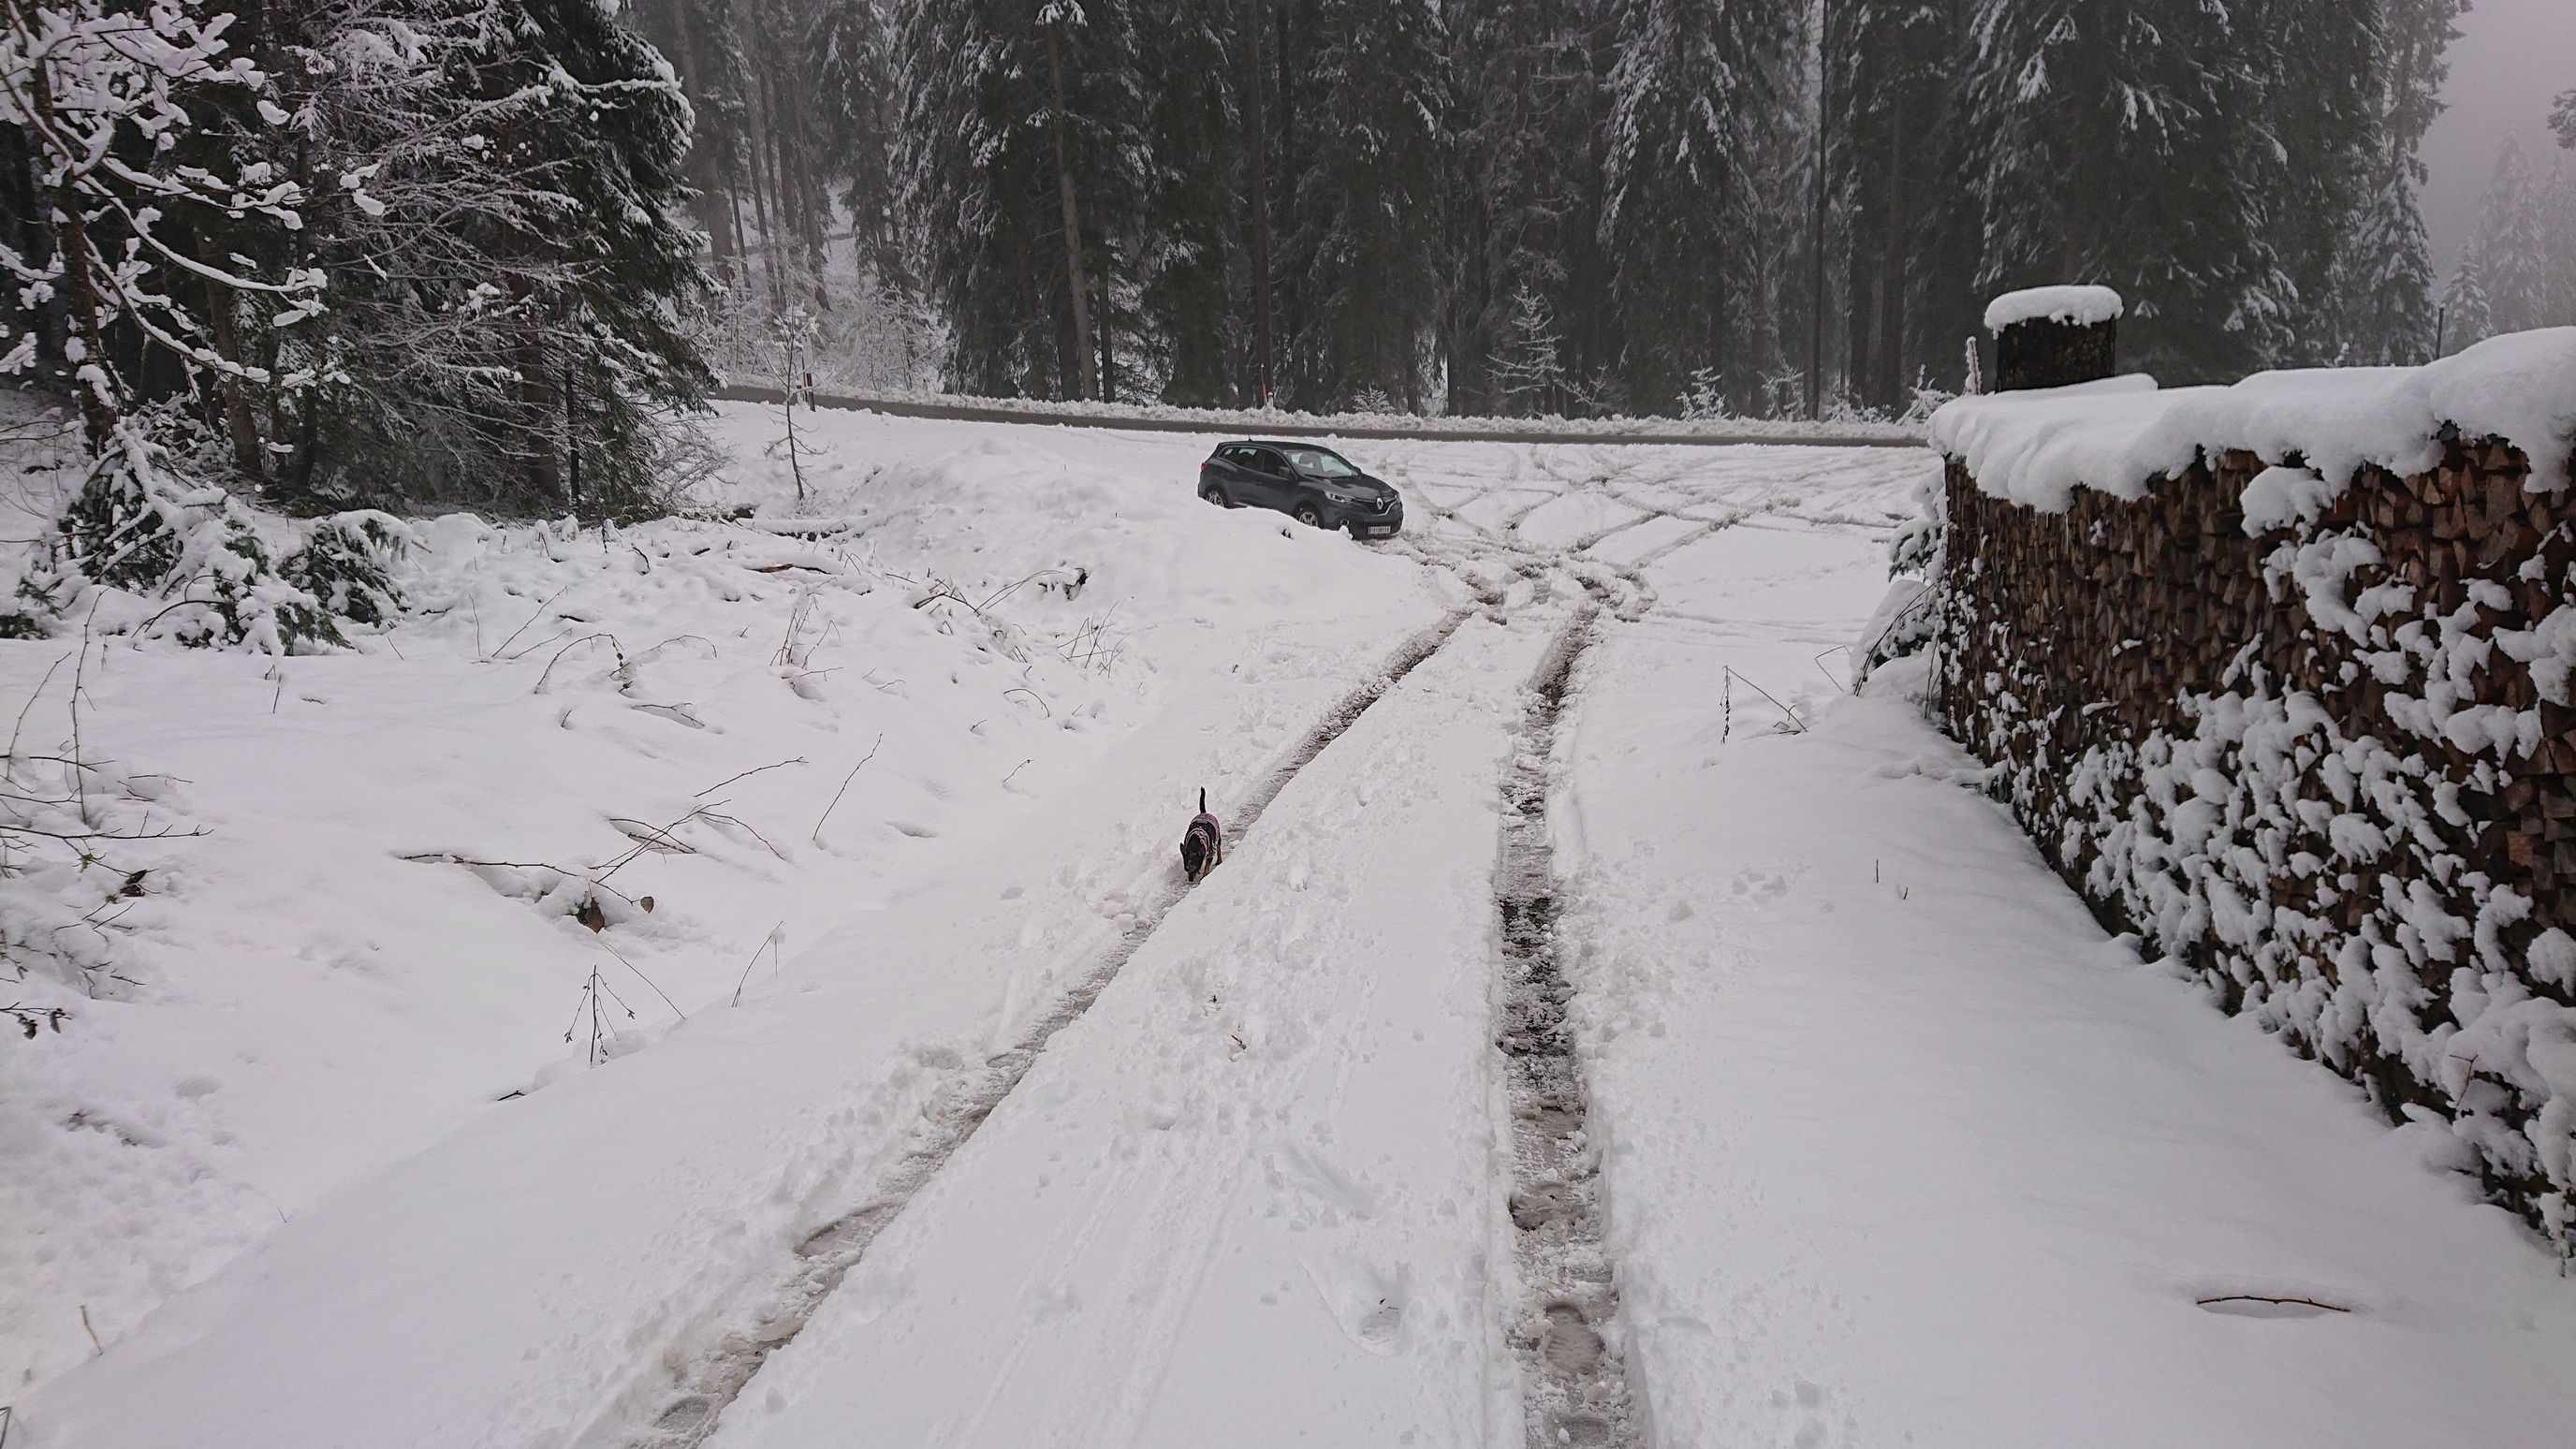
top-left (1179, 788), bottom-right (1224, 883)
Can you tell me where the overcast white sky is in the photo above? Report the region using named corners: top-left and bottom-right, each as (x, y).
top-left (2421, 0), bottom-right (2573, 278)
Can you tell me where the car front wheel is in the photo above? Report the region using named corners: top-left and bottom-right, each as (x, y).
top-left (1200, 482), bottom-right (1232, 507)
top-left (1293, 502), bottom-right (1324, 528)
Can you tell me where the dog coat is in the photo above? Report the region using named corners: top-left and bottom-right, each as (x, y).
top-left (1180, 789), bottom-right (1223, 882)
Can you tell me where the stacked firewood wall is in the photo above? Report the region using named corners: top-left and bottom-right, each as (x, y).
top-left (1934, 435), bottom-right (2576, 1241)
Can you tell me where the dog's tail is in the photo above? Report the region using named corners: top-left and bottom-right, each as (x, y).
top-left (1198, 786), bottom-right (1207, 814)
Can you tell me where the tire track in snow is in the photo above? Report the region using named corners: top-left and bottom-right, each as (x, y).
top-left (1495, 607), bottom-right (1639, 1447)
top-left (599, 604), bottom-right (1482, 1449)
top-left (610, 441), bottom-right (1836, 1445)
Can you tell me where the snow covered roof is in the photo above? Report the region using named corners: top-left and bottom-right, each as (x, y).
top-left (1927, 327), bottom-right (2576, 512)
top-left (1983, 285), bottom-right (2125, 333)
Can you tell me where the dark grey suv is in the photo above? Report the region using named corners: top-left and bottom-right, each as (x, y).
top-left (1198, 441), bottom-right (1404, 538)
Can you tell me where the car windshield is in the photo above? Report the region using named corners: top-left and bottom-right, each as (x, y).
top-left (1284, 449), bottom-right (1357, 477)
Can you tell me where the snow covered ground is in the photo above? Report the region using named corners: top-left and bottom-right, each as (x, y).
top-left (6, 404), bottom-right (2573, 1445)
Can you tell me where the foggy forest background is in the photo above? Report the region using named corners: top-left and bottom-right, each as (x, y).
top-left (660, 0), bottom-right (2576, 418)
top-left (4, 0), bottom-right (2574, 543)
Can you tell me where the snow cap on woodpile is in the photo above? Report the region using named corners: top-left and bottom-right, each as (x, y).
top-left (1983, 285), bottom-right (2125, 334)
top-left (1926, 326), bottom-right (2576, 513)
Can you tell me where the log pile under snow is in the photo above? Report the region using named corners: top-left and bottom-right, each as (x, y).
top-left (1922, 327), bottom-right (2576, 1249)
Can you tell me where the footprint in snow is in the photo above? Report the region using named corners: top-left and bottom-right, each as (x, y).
top-left (1298, 1256), bottom-right (1409, 1355)
top-left (1728, 868), bottom-right (1790, 902)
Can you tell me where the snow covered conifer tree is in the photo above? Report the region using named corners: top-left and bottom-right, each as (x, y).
top-left (2448, 132), bottom-right (2552, 342)
top-left (2339, 6), bottom-right (2447, 365)
top-left (467, 0), bottom-right (713, 511)
top-left (1827, 0), bottom-right (1977, 407)
top-left (1446, 0), bottom-right (1613, 417)
top-left (1963, 0), bottom-right (2276, 383)
top-left (0, 0), bottom-right (381, 650)
top-left (631, 0), bottom-right (756, 275)
top-left (2438, 263), bottom-right (2490, 354)
top-left (0, 0), bottom-right (320, 448)
top-left (900, 0), bottom-right (1149, 400)
top-left (255, 0), bottom-right (714, 515)
top-left (809, 0), bottom-right (905, 290)
top-left (2232, 0), bottom-right (2379, 364)
top-left (2327, 0), bottom-right (2459, 365)
top-left (2536, 155), bottom-right (2576, 331)
top-left (1136, 0), bottom-right (1249, 407)
top-left (2334, 166), bottom-right (2442, 363)
top-left (1488, 283), bottom-right (1569, 416)
top-left (1601, 0), bottom-right (1793, 413)
top-left (1277, 0), bottom-right (1444, 411)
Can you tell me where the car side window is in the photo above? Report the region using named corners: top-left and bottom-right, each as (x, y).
top-left (1252, 449), bottom-right (1286, 476)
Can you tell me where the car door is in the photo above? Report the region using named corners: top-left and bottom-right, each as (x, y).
top-left (1281, 448), bottom-right (1331, 515)
top-left (1245, 447), bottom-right (1293, 509)
top-left (1216, 446), bottom-right (1262, 505)
top-left (1208, 446), bottom-right (1251, 502)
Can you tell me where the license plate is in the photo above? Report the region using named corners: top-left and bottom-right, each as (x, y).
top-left (1368, 525), bottom-right (1394, 536)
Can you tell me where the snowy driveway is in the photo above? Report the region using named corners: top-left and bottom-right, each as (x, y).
top-left (13, 417), bottom-right (2576, 1447)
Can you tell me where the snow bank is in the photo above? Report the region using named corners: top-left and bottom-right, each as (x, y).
top-left (1928, 327), bottom-right (2576, 511)
top-left (1983, 284), bottom-right (2124, 332)
top-left (1563, 656), bottom-right (2576, 1447)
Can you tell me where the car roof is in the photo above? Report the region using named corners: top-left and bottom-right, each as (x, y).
top-left (1219, 439), bottom-right (1344, 452)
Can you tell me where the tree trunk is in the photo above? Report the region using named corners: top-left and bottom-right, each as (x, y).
top-left (1097, 245), bottom-right (1116, 403)
top-left (1841, 126), bottom-right (1873, 411)
top-left (1247, 0), bottom-right (1275, 406)
top-left (289, 384), bottom-right (319, 496)
top-left (1875, 103), bottom-right (1906, 408)
top-left (1272, 4), bottom-right (1296, 399)
top-left (666, 0), bottom-right (733, 266)
top-left (745, 94), bottom-right (783, 304)
top-left (202, 277), bottom-right (267, 484)
top-left (38, 72), bottom-right (115, 452)
top-left (1045, 24), bottom-right (1098, 402)
top-left (563, 354), bottom-right (580, 512)
top-left (761, 64), bottom-right (803, 283)
top-left (1806, 7), bottom-right (1830, 421)
top-left (518, 318), bottom-right (560, 503)
top-left (725, 182), bottom-right (751, 286)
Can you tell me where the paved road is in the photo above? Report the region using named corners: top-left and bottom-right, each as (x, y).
top-left (712, 384), bottom-right (1928, 450)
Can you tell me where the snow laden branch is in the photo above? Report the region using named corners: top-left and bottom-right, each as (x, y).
top-left (3, 0), bottom-right (715, 651)
top-left (0, 0), bottom-right (326, 432)
top-left (0, 0), bottom-right (416, 654)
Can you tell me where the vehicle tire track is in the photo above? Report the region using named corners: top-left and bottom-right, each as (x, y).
top-left (605, 472), bottom-right (1661, 1446)
top-left (591, 605), bottom-right (1483, 1449)
top-left (1493, 607), bottom-right (1639, 1448)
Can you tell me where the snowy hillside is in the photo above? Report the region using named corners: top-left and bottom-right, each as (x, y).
top-left (1, 403), bottom-right (1440, 1392)
top-left (8, 0), bottom-right (2574, 1440)
top-left (7, 406), bottom-right (2575, 1447)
